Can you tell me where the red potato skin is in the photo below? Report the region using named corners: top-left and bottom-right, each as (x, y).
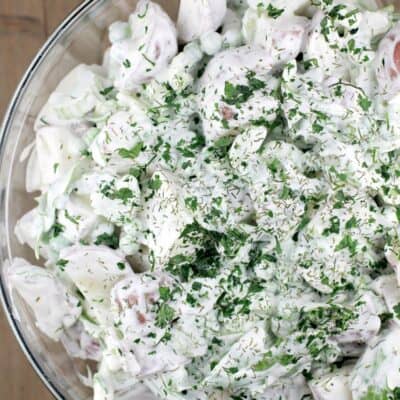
top-left (394, 41), bottom-right (400, 75)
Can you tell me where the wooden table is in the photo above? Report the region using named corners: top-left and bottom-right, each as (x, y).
top-left (0, 2), bottom-right (83, 398)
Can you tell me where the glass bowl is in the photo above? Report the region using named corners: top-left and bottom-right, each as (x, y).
top-left (0, 0), bottom-right (398, 399)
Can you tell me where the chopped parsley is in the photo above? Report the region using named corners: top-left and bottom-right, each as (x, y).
top-left (393, 303), bottom-right (400, 319)
top-left (253, 352), bottom-right (298, 372)
top-left (358, 95), bottom-right (372, 111)
top-left (117, 262), bottom-right (126, 270)
top-left (94, 232), bottom-right (120, 249)
top-left (222, 71), bottom-right (265, 107)
top-left (322, 216), bottom-right (340, 236)
top-left (99, 86), bottom-right (114, 97)
top-left (266, 4), bottom-right (285, 19)
top-left (149, 175), bottom-right (162, 191)
top-left (185, 196), bottom-right (198, 211)
top-left (123, 59), bottom-right (131, 68)
top-left (56, 259), bottom-right (68, 271)
top-left (118, 141), bottom-right (144, 159)
top-left (155, 304), bottom-right (175, 328)
top-left (335, 234), bottom-right (358, 256)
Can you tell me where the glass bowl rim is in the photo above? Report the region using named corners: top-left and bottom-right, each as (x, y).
top-left (1, 1), bottom-right (397, 399)
top-left (0, 1), bottom-right (101, 398)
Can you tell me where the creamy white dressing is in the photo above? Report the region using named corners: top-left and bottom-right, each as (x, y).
top-left (8, 0), bottom-right (400, 399)
top-left (177, 0), bottom-right (227, 43)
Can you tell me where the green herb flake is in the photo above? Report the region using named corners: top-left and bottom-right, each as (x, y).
top-left (192, 282), bottom-right (202, 291)
top-left (266, 4), bottom-right (284, 19)
top-left (393, 303), bottom-right (400, 319)
top-left (149, 175), bottom-right (162, 191)
top-left (335, 234), bottom-right (358, 256)
top-left (117, 262), bottom-right (126, 270)
top-left (99, 86), bottom-right (114, 97)
top-left (252, 354), bottom-right (274, 371)
top-left (56, 259), bottom-right (68, 271)
top-left (113, 188), bottom-right (134, 203)
top-left (186, 293), bottom-right (198, 307)
top-left (118, 141), bottom-right (144, 159)
top-left (302, 58), bottom-right (319, 71)
top-left (358, 95), bottom-right (372, 111)
top-left (222, 71), bottom-right (265, 107)
top-left (214, 136), bottom-right (234, 148)
top-left (123, 59), bottom-right (131, 68)
top-left (185, 196), bottom-right (198, 211)
top-left (137, 2), bottom-right (149, 18)
top-left (159, 287), bottom-right (172, 302)
top-left (156, 304), bottom-right (175, 328)
top-left (95, 232), bottom-right (119, 249)
top-left (345, 216), bottom-right (358, 229)
top-left (322, 216), bottom-right (340, 236)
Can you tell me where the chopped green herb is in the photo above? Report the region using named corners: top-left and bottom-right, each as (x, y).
top-left (118, 142), bottom-right (144, 159)
top-left (266, 4), bottom-right (285, 19)
top-left (335, 234), bottom-right (358, 256)
top-left (358, 95), bottom-right (372, 111)
top-left (322, 216), bottom-right (340, 236)
top-left (159, 287), bottom-right (172, 302)
top-left (95, 232), bottom-right (119, 249)
top-left (393, 303), bottom-right (400, 319)
top-left (99, 86), bottom-right (114, 97)
top-left (56, 259), bottom-right (68, 271)
top-left (117, 262), bottom-right (126, 270)
top-left (156, 304), bottom-right (175, 328)
top-left (123, 59), bottom-right (131, 68)
top-left (149, 175), bottom-right (162, 191)
top-left (185, 196), bottom-right (198, 211)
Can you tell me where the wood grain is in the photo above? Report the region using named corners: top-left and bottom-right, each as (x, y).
top-left (0, 2), bottom-right (82, 398)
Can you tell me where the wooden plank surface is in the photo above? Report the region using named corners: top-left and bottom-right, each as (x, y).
top-left (0, 2), bottom-right (82, 398)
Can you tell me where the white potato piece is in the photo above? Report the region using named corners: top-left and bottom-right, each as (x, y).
top-left (107, 273), bottom-right (188, 377)
top-left (111, 273), bottom-right (168, 337)
top-left (87, 173), bottom-right (141, 226)
top-left (221, 9), bottom-right (243, 48)
top-left (333, 292), bottom-right (383, 346)
top-left (57, 194), bottom-right (113, 244)
top-left (167, 42), bottom-right (204, 91)
top-left (108, 0), bottom-right (177, 91)
top-left (15, 207), bottom-right (45, 257)
top-left (247, 0), bottom-right (310, 15)
top-left (375, 22), bottom-right (400, 99)
top-left (309, 366), bottom-right (353, 400)
top-left (90, 110), bottom-right (153, 173)
top-left (61, 322), bottom-right (102, 361)
top-left (8, 258), bottom-right (81, 340)
top-left (198, 46), bottom-right (277, 142)
top-left (261, 376), bottom-right (311, 400)
top-left (351, 325), bottom-right (400, 399)
top-left (200, 32), bottom-right (223, 56)
top-left (60, 245), bottom-right (132, 321)
top-left (119, 220), bottom-right (143, 256)
top-left (93, 374), bottom-right (114, 400)
top-left (26, 126), bottom-right (85, 193)
top-left (203, 324), bottom-right (267, 388)
top-left (142, 171), bottom-right (193, 267)
top-left (384, 238), bottom-right (400, 286)
top-left (177, 0), bottom-right (227, 43)
top-left (200, 45), bottom-right (273, 84)
top-left (372, 274), bottom-right (400, 324)
top-left (243, 9), bottom-right (308, 64)
top-left (35, 64), bottom-right (112, 130)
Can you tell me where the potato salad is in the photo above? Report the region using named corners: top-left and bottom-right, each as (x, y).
top-left (8, 0), bottom-right (400, 399)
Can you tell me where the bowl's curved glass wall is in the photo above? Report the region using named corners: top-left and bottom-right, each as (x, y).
top-left (0, 0), bottom-right (397, 399)
top-left (0, 1), bottom-right (178, 399)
